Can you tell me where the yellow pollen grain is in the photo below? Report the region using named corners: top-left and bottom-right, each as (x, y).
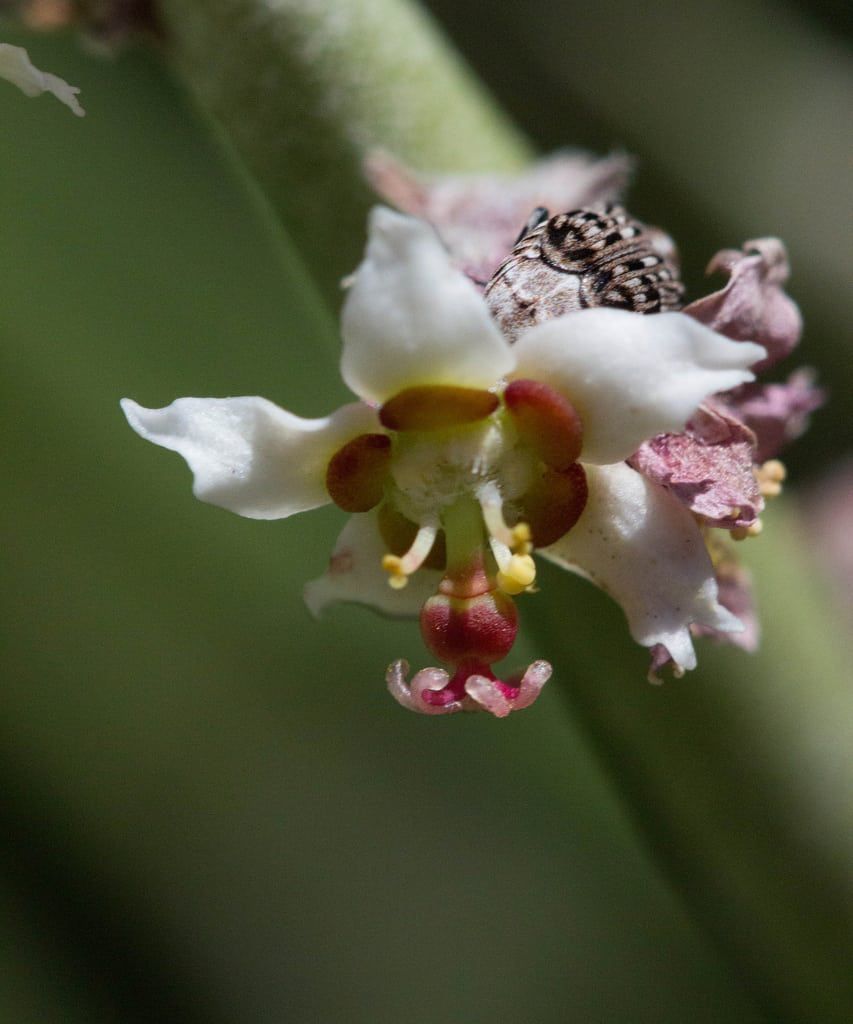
top-left (730, 518), bottom-right (764, 542)
top-left (381, 553), bottom-right (409, 589)
top-left (509, 553), bottom-right (536, 586)
top-left (756, 459), bottom-right (787, 499)
top-left (511, 522), bottom-right (532, 553)
top-left (497, 573), bottom-right (526, 596)
top-left (497, 553), bottom-right (536, 595)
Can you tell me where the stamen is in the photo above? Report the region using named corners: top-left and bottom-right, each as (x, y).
top-left (381, 518), bottom-right (438, 588)
top-left (756, 459), bottom-right (787, 499)
top-left (497, 554), bottom-right (537, 596)
top-left (478, 482), bottom-right (516, 548)
top-left (478, 485), bottom-right (537, 594)
top-left (511, 521), bottom-right (533, 555)
top-left (488, 535), bottom-right (536, 595)
top-left (479, 484), bottom-right (533, 553)
top-left (730, 518), bottom-right (763, 542)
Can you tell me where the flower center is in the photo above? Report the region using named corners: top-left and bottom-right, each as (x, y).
top-left (325, 380), bottom-right (588, 595)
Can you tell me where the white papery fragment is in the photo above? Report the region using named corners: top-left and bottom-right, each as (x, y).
top-left (0, 43), bottom-right (84, 116)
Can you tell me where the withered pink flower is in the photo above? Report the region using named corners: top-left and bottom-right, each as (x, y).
top-left (123, 208), bottom-right (762, 714)
top-left (633, 239), bottom-right (821, 520)
top-left (684, 238), bottom-right (802, 372)
top-left (629, 413), bottom-right (765, 539)
top-left (613, 239), bottom-right (820, 676)
top-left (630, 403), bottom-right (762, 529)
top-left (365, 149), bottom-right (631, 285)
top-left (715, 369), bottom-right (824, 465)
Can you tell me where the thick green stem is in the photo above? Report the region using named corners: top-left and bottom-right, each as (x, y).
top-left (155, 0), bottom-right (530, 303)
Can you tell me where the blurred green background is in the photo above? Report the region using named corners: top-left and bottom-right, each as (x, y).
top-left (1, 2), bottom-right (851, 1022)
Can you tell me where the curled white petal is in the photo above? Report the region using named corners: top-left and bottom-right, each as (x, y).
top-left (121, 396), bottom-right (379, 519)
top-left (341, 207), bottom-right (515, 403)
top-left (0, 44), bottom-right (84, 116)
top-left (511, 308), bottom-right (765, 465)
top-left (462, 675), bottom-right (510, 717)
top-left (542, 463), bottom-right (742, 670)
top-left (304, 511), bottom-right (441, 618)
top-left (511, 660), bottom-right (553, 710)
top-left (386, 661), bottom-right (464, 715)
top-left (464, 661), bottom-right (552, 718)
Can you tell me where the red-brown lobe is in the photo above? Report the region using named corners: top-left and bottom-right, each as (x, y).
top-left (325, 433), bottom-right (391, 512)
top-left (518, 463), bottom-right (588, 547)
top-left (504, 379), bottom-right (583, 469)
top-left (380, 385), bottom-right (499, 432)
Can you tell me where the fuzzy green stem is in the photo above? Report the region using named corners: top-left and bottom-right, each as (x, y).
top-left (155, 0), bottom-right (530, 303)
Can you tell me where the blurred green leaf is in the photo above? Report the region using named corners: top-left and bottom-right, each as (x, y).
top-left (536, 507), bottom-right (853, 1022)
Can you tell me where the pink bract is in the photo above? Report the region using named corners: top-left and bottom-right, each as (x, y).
top-left (365, 149), bottom-right (631, 284)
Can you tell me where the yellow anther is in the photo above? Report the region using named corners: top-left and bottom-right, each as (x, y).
top-left (511, 522), bottom-right (533, 555)
top-left (756, 459), bottom-right (787, 499)
top-left (509, 553), bottom-right (536, 586)
top-left (381, 553), bottom-right (409, 589)
top-left (497, 573), bottom-right (526, 596)
top-left (496, 553), bottom-right (536, 595)
top-left (730, 518), bottom-right (763, 542)
top-left (379, 519), bottom-right (439, 589)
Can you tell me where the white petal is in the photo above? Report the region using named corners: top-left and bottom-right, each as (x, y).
top-left (511, 308), bottom-right (765, 465)
top-left (121, 396), bottom-right (379, 520)
top-left (0, 43), bottom-right (84, 116)
top-left (340, 207), bottom-right (515, 403)
top-left (304, 511), bottom-right (441, 618)
top-left (541, 462), bottom-right (742, 670)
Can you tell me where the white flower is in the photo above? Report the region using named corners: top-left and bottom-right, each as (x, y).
top-left (122, 208), bottom-right (763, 716)
top-left (0, 42), bottom-right (84, 116)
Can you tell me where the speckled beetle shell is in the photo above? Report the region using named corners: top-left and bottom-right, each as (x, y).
top-left (484, 204), bottom-right (685, 342)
